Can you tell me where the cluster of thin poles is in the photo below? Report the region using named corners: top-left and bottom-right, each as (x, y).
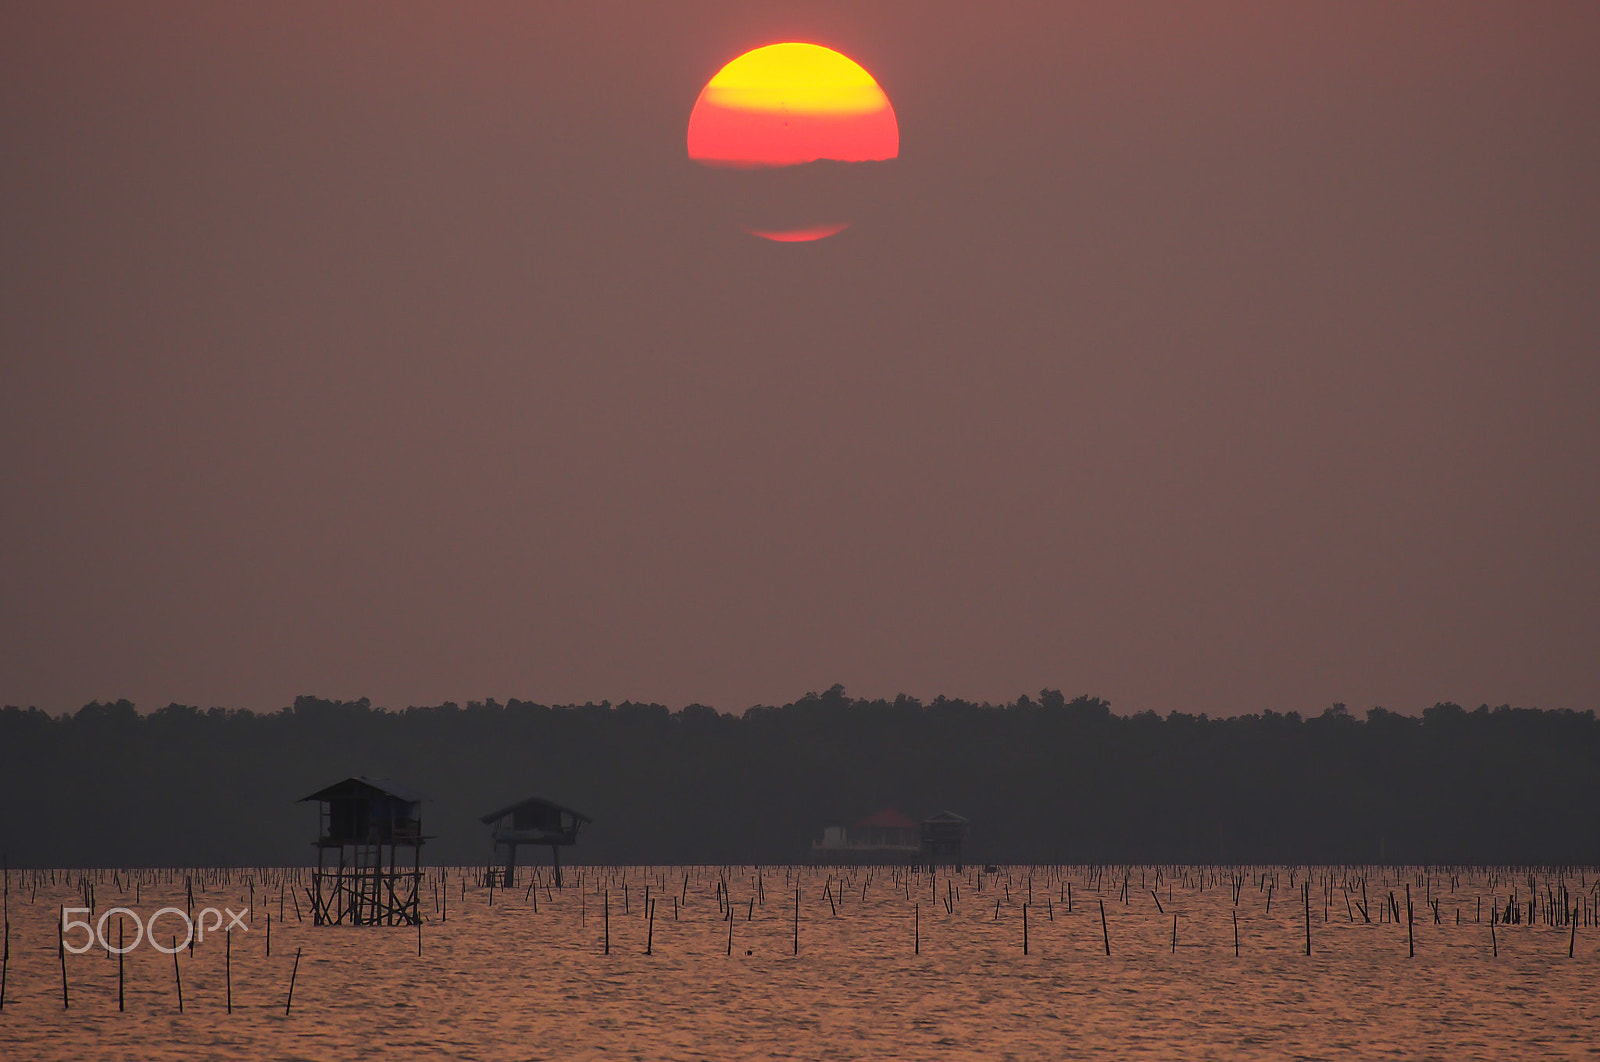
top-left (2, 862), bottom-right (1592, 1016)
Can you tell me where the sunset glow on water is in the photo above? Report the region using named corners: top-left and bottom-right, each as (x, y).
top-left (2, 865), bottom-right (1596, 1060)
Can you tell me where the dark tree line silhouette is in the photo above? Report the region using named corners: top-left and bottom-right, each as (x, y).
top-left (2, 686), bottom-right (1596, 867)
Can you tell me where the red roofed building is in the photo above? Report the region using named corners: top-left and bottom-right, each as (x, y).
top-left (812, 807), bottom-right (922, 861)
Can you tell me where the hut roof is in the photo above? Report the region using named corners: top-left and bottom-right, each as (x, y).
top-left (854, 808), bottom-right (918, 830)
top-left (479, 796), bottom-right (592, 825)
top-left (922, 810), bottom-right (969, 824)
top-left (298, 776), bottom-right (425, 804)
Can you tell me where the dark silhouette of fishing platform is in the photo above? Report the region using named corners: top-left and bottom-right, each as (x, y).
top-left (480, 796), bottom-right (590, 887)
top-left (922, 810), bottom-right (971, 871)
top-left (299, 776), bottom-right (426, 925)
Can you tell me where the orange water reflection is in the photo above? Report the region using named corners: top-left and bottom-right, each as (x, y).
top-left (2, 865), bottom-right (1594, 1060)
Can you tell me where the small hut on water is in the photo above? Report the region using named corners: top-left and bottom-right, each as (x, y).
top-left (480, 797), bottom-right (590, 887)
top-left (921, 810), bottom-right (970, 871)
top-left (300, 776), bottom-right (427, 925)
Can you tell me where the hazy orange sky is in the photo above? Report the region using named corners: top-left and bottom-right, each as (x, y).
top-left (2, 2), bottom-right (1597, 716)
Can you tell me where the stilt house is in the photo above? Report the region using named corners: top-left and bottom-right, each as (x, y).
top-left (480, 797), bottom-right (590, 887)
top-left (921, 810), bottom-right (970, 871)
top-left (300, 776), bottom-right (427, 925)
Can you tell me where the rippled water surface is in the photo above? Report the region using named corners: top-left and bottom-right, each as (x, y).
top-left (1, 865), bottom-right (1596, 1060)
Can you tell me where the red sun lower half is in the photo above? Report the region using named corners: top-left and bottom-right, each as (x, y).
top-left (688, 43), bottom-right (899, 242)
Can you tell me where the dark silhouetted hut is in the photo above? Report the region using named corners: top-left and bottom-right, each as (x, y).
top-left (480, 797), bottom-right (590, 887)
top-left (921, 810), bottom-right (970, 871)
top-left (299, 776), bottom-right (426, 925)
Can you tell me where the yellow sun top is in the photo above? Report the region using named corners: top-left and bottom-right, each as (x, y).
top-left (700, 43), bottom-right (890, 115)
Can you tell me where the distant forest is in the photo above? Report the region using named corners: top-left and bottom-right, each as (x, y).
top-left (2, 688), bottom-right (1596, 868)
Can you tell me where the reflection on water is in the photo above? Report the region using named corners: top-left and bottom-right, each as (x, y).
top-left (1, 865), bottom-right (1595, 1060)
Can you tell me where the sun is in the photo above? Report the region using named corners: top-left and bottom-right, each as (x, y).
top-left (688, 43), bottom-right (898, 241)
top-left (688, 43), bottom-right (899, 168)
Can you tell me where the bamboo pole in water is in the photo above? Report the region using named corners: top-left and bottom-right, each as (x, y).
top-left (284, 947), bottom-right (300, 1016)
top-left (1099, 899), bottom-right (1111, 956)
top-left (58, 906), bottom-right (68, 1009)
top-left (1406, 884), bottom-right (1415, 957)
top-left (172, 937), bottom-right (183, 1013)
top-left (1304, 881), bottom-right (1312, 956)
